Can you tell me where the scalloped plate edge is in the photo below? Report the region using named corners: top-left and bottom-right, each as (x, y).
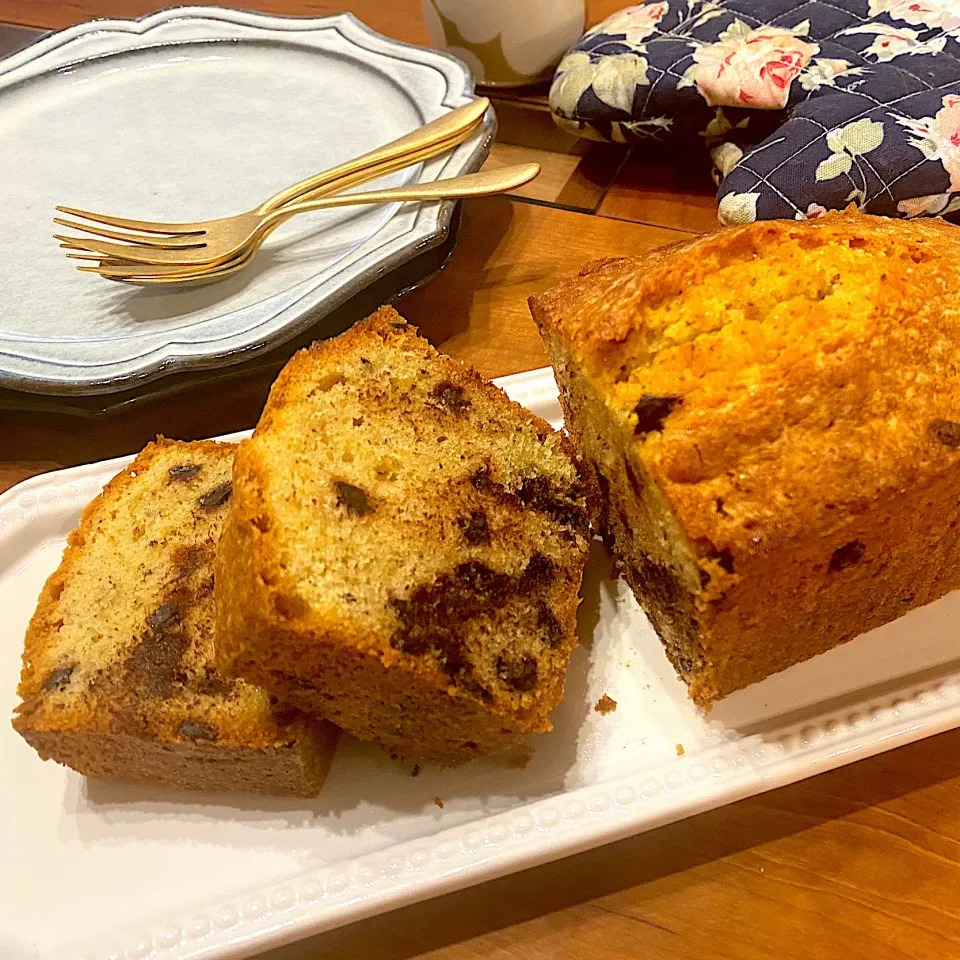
top-left (0, 6), bottom-right (492, 396)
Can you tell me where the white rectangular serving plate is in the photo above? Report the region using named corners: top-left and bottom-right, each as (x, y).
top-left (3, 367), bottom-right (960, 960)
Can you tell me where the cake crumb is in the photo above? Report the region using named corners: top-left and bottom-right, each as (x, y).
top-left (433, 796), bottom-right (444, 809)
top-left (594, 694), bottom-right (617, 714)
top-left (676, 743), bottom-right (685, 757)
top-left (411, 764), bottom-right (421, 777)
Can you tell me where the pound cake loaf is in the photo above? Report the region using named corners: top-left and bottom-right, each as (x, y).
top-left (13, 439), bottom-right (338, 796)
top-left (215, 306), bottom-right (590, 764)
top-left (530, 210), bottom-right (960, 705)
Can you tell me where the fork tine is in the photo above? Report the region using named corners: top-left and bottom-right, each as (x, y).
top-left (55, 235), bottom-right (207, 264)
top-left (55, 205), bottom-right (206, 235)
top-left (79, 259), bottom-right (209, 278)
top-left (54, 219), bottom-right (206, 248)
top-left (77, 265), bottom-right (125, 276)
top-left (66, 252), bottom-right (108, 261)
top-left (57, 237), bottom-right (99, 250)
top-left (78, 253), bottom-right (248, 282)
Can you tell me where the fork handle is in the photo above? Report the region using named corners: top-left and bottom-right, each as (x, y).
top-left (257, 98), bottom-right (490, 214)
top-left (258, 163), bottom-right (540, 231)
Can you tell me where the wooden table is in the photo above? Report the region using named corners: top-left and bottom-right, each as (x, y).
top-left (4, 5), bottom-right (960, 959)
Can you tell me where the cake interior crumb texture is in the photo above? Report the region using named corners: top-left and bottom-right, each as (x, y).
top-left (13, 439), bottom-right (338, 796)
top-left (530, 210), bottom-right (960, 704)
top-left (216, 306), bottom-right (591, 764)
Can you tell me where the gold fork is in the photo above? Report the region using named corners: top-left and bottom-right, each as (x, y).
top-left (55, 97), bottom-right (490, 269)
top-left (77, 163), bottom-right (540, 285)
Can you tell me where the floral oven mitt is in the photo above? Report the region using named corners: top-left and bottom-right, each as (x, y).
top-left (550, 1), bottom-right (960, 224)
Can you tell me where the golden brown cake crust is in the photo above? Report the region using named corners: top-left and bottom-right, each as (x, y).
top-left (13, 438), bottom-right (338, 796)
top-left (216, 306), bottom-right (590, 764)
top-left (531, 211), bottom-right (960, 703)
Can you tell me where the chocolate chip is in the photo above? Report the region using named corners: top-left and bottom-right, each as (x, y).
top-left (522, 553), bottom-right (556, 589)
top-left (168, 464), bottom-right (201, 482)
top-left (334, 481), bottom-right (374, 516)
top-left (390, 562), bottom-right (512, 673)
top-left (430, 380), bottom-right (471, 415)
top-left (458, 510), bottom-right (490, 545)
top-left (178, 719), bottom-right (218, 742)
top-left (829, 540), bottom-right (865, 572)
top-left (461, 677), bottom-right (494, 703)
top-left (633, 394), bottom-right (682, 435)
top-left (198, 482), bottom-right (232, 511)
top-left (471, 467), bottom-right (495, 493)
top-left (43, 663), bottom-right (75, 692)
top-left (147, 599), bottom-right (179, 633)
top-left (438, 638), bottom-right (469, 677)
top-left (517, 476), bottom-right (588, 533)
top-left (126, 599), bottom-right (187, 698)
top-left (117, 547), bottom-right (213, 702)
top-left (535, 601), bottom-right (562, 647)
top-left (352, 416), bottom-right (364, 427)
top-left (456, 561), bottom-right (511, 597)
top-left (518, 475), bottom-right (550, 505)
top-left (497, 654), bottom-right (538, 692)
top-left (391, 626), bottom-right (432, 657)
top-left (928, 419), bottom-right (960, 448)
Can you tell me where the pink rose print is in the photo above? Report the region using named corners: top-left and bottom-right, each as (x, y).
top-left (898, 94), bottom-right (960, 191)
top-left (685, 23), bottom-right (820, 110)
top-left (795, 202), bottom-right (828, 219)
top-left (868, 0), bottom-right (960, 31)
top-left (844, 23), bottom-right (948, 61)
top-left (597, 3), bottom-right (668, 45)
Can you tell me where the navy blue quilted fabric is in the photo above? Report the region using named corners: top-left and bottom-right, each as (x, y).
top-left (549, 1), bottom-right (960, 223)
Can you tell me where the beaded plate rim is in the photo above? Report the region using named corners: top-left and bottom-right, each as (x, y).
top-left (2, 367), bottom-right (959, 960)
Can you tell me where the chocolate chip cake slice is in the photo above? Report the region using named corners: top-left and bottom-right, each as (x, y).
top-left (530, 210), bottom-right (960, 705)
top-left (13, 439), bottom-right (338, 796)
top-left (215, 306), bottom-right (590, 765)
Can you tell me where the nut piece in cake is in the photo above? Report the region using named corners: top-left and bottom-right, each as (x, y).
top-left (215, 306), bottom-right (590, 765)
top-left (12, 439), bottom-right (338, 796)
top-left (530, 210), bottom-right (960, 704)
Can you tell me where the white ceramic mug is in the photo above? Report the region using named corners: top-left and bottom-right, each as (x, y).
top-left (422, 0), bottom-right (586, 87)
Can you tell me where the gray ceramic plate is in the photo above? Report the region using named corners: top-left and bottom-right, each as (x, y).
top-left (0, 6), bottom-right (491, 396)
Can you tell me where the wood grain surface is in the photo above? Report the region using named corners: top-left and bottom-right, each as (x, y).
top-left (3, 3), bottom-right (960, 960)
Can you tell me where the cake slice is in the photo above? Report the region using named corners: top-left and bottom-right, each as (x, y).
top-left (13, 439), bottom-right (339, 796)
top-left (529, 210), bottom-right (960, 705)
top-left (215, 306), bottom-right (590, 764)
